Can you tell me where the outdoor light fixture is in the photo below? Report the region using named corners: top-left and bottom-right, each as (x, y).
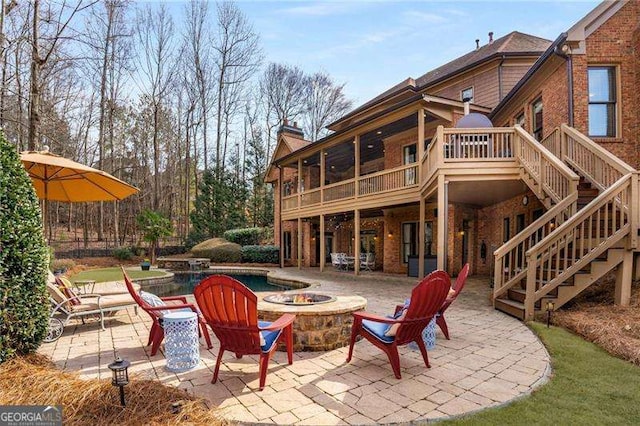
top-left (546, 301), bottom-right (555, 328)
top-left (367, 144), bottom-right (374, 149)
top-left (459, 229), bottom-right (465, 236)
top-left (376, 130), bottom-right (382, 135)
top-left (387, 231), bottom-right (393, 238)
top-left (108, 356), bottom-right (130, 407)
top-left (522, 195), bottom-right (529, 206)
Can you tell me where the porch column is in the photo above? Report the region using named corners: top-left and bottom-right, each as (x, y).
top-left (279, 166), bottom-right (285, 268)
top-left (418, 197), bottom-right (426, 278)
top-left (354, 209), bottom-right (360, 275)
top-left (320, 148), bottom-right (325, 204)
top-left (354, 135), bottom-right (360, 199)
top-left (320, 214), bottom-right (325, 272)
top-left (437, 175), bottom-right (448, 271)
top-left (297, 158), bottom-right (302, 207)
top-left (417, 108), bottom-right (425, 183)
top-left (297, 217), bottom-right (302, 269)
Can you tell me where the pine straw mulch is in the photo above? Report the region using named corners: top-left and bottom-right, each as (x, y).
top-left (0, 354), bottom-right (228, 426)
top-left (550, 276), bottom-right (640, 366)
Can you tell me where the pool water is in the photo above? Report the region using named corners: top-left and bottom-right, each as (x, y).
top-left (147, 273), bottom-right (291, 297)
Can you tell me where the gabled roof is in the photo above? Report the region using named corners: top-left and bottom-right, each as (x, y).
top-left (264, 133), bottom-right (311, 183)
top-left (414, 31), bottom-right (551, 88)
top-left (329, 31), bottom-right (550, 130)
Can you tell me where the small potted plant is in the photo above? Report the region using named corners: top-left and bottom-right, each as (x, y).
top-left (140, 258), bottom-right (151, 271)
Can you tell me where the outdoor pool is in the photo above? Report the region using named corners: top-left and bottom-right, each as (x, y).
top-left (146, 272), bottom-right (293, 297)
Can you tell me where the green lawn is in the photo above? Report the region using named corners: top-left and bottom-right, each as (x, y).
top-left (442, 323), bottom-right (640, 425)
top-left (69, 267), bottom-right (166, 284)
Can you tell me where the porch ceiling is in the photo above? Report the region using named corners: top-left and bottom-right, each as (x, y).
top-left (447, 180), bottom-right (529, 207)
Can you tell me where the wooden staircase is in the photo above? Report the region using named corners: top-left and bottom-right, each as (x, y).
top-left (493, 124), bottom-right (638, 320)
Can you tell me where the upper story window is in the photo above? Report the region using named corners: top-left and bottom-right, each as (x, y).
top-left (283, 180), bottom-right (293, 196)
top-left (461, 87), bottom-right (474, 103)
top-left (588, 66), bottom-right (617, 137)
top-left (531, 98), bottom-right (543, 140)
top-left (515, 111), bottom-right (525, 127)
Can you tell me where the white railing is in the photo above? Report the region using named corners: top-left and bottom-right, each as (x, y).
top-left (443, 127), bottom-right (515, 160)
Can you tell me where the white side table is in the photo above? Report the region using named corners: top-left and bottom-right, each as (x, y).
top-left (163, 311), bottom-right (200, 372)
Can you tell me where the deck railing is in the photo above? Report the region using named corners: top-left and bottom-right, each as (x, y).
top-left (443, 127), bottom-right (515, 160)
top-left (359, 164), bottom-right (418, 196)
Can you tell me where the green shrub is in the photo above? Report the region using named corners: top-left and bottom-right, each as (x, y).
top-left (50, 259), bottom-right (76, 273)
top-left (223, 227), bottom-right (263, 246)
top-left (241, 245), bottom-right (279, 264)
top-left (112, 247), bottom-right (134, 261)
top-left (0, 134), bottom-right (49, 362)
top-left (190, 238), bottom-right (242, 263)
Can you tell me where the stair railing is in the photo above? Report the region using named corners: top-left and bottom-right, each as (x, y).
top-left (493, 127), bottom-right (579, 299)
top-left (524, 174), bottom-right (634, 318)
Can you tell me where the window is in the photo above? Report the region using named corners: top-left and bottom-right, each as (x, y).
top-left (402, 222), bottom-right (434, 263)
top-left (503, 217), bottom-right (511, 243)
top-left (283, 181), bottom-right (293, 196)
top-left (461, 87), bottom-right (474, 103)
top-left (516, 214), bottom-right (526, 234)
top-left (403, 144), bottom-right (417, 185)
top-left (588, 66), bottom-right (617, 137)
top-left (515, 111), bottom-right (525, 127)
top-left (402, 222), bottom-right (418, 264)
top-left (531, 98), bottom-right (543, 140)
top-left (283, 232), bottom-right (292, 260)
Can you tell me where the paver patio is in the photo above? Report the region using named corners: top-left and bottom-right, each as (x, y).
top-left (39, 268), bottom-right (550, 424)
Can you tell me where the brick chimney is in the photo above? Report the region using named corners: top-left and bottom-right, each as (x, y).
top-left (278, 118), bottom-right (304, 139)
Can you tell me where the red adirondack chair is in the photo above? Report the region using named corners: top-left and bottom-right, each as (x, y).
top-left (437, 263), bottom-right (469, 340)
top-left (347, 271), bottom-right (451, 379)
top-left (121, 267), bottom-right (212, 356)
top-left (194, 275), bottom-right (295, 390)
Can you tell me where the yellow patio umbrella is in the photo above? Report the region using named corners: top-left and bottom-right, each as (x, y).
top-left (20, 147), bottom-right (139, 235)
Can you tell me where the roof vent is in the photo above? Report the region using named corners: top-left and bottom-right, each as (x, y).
top-left (475, 39), bottom-right (480, 50)
top-left (488, 31), bottom-right (494, 44)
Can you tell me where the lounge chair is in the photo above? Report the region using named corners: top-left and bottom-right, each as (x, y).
top-left (194, 275), bottom-right (295, 390)
top-left (330, 253), bottom-right (344, 270)
top-left (436, 263), bottom-right (469, 340)
top-left (121, 267), bottom-right (212, 356)
top-left (346, 271), bottom-right (450, 379)
top-left (45, 273), bottom-right (138, 341)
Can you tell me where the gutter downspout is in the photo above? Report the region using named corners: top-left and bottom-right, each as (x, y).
top-left (554, 44), bottom-right (574, 127)
top-left (498, 54), bottom-right (506, 101)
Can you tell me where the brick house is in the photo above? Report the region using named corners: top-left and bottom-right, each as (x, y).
top-left (266, 0), bottom-right (640, 320)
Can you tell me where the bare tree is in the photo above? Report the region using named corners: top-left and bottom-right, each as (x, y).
top-left (303, 72), bottom-right (352, 141)
top-left (212, 1), bottom-right (261, 175)
top-left (133, 3), bottom-right (176, 211)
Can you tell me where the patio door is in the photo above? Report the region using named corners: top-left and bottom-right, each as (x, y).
top-left (283, 232), bottom-right (292, 260)
top-left (403, 144), bottom-right (417, 185)
top-left (461, 219), bottom-right (470, 266)
top-left (324, 234), bottom-right (334, 263)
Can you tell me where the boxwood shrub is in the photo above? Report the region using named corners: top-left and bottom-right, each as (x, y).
top-left (112, 247), bottom-right (134, 260)
top-left (0, 134), bottom-right (49, 362)
top-left (191, 238), bottom-right (242, 263)
top-left (223, 227), bottom-right (263, 246)
top-left (241, 245), bottom-right (279, 264)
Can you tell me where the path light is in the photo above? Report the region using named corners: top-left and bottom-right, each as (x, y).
top-left (546, 301), bottom-right (555, 328)
top-left (108, 356), bottom-right (130, 407)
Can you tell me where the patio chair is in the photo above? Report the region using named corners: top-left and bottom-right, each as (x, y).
top-left (330, 253), bottom-right (344, 270)
top-left (45, 275), bottom-right (138, 341)
top-left (341, 253), bottom-right (355, 270)
top-left (436, 263), bottom-right (469, 340)
top-left (346, 271), bottom-right (450, 379)
top-left (121, 267), bottom-right (212, 356)
top-left (360, 253), bottom-right (375, 271)
top-left (194, 275), bottom-right (295, 390)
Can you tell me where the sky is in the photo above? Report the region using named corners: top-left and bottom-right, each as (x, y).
top-left (166, 0), bottom-right (601, 109)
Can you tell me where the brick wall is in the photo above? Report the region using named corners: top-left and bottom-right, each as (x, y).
top-left (571, 1), bottom-right (640, 168)
top-left (476, 189), bottom-right (544, 275)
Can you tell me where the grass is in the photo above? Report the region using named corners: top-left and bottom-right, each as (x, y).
top-left (442, 323), bottom-right (640, 425)
top-left (69, 267), bottom-right (166, 284)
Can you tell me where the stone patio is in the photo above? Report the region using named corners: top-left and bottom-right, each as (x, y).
top-left (39, 268), bottom-right (551, 425)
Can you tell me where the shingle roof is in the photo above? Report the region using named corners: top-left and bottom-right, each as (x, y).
top-left (414, 31), bottom-right (552, 87)
top-left (330, 31), bottom-right (551, 129)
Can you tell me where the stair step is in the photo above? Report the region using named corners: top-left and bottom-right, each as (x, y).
top-left (494, 298), bottom-right (526, 320)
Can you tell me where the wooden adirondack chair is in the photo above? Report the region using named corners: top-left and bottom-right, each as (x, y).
top-left (436, 263), bottom-right (469, 340)
top-left (194, 275), bottom-right (295, 390)
top-left (346, 271), bottom-right (451, 379)
top-left (121, 267), bottom-right (212, 356)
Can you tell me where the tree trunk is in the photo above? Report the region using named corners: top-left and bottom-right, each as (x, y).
top-left (28, 0), bottom-right (40, 151)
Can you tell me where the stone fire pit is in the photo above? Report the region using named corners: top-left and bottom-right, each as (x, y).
top-left (258, 293), bottom-right (366, 352)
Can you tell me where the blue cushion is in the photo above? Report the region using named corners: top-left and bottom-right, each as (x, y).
top-left (258, 320), bottom-right (282, 352)
top-left (362, 319), bottom-right (395, 343)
